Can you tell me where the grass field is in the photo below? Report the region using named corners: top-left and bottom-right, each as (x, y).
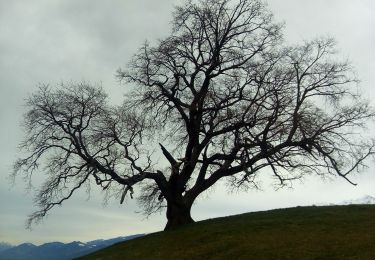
top-left (79, 205), bottom-right (375, 259)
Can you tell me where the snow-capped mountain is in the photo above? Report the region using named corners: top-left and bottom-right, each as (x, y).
top-left (315, 195), bottom-right (375, 207)
top-left (0, 234), bottom-right (144, 260)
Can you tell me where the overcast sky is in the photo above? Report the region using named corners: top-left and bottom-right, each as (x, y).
top-left (1, 0), bottom-right (374, 245)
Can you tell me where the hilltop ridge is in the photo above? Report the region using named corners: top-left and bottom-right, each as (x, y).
top-left (80, 205), bottom-right (375, 259)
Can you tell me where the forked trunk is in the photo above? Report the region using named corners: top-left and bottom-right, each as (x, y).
top-left (164, 199), bottom-right (194, 230)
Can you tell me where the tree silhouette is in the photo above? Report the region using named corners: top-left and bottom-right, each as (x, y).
top-left (15, 0), bottom-right (375, 230)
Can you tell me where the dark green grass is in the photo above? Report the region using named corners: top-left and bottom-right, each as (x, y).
top-left (79, 205), bottom-right (375, 259)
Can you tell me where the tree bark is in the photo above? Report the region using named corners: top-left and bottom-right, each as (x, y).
top-left (164, 199), bottom-right (194, 230)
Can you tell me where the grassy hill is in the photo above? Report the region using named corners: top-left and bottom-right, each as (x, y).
top-left (79, 205), bottom-right (375, 259)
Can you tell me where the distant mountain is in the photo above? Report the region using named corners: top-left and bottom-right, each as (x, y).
top-left (315, 195), bottom-right (375, 207)
top-left (0, 234), bottom-right (144, 260)
top-left (0, 243), bottom-right (13, 253)
top-left (340, 195), bottom-right (375, 205)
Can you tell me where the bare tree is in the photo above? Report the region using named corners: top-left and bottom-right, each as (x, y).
top-left (15, 0), bottom-right (374, 230)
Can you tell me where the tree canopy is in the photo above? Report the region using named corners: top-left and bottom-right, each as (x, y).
top-left (15, 0), bottom-right (375, 230)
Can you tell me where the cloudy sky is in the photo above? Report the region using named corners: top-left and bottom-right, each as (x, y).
top-left (1, 0), bottom-right (374, 245)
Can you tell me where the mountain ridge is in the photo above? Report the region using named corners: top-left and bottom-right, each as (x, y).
top-left (0, 234), bottom-right (144, 260)
top-left (315, 194), bottom-right (375, 206)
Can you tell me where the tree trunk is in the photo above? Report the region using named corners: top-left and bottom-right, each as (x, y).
top-left (164, 199), bottom-right (194, 230)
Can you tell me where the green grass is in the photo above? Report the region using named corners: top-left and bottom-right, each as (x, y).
top-left (79, 205), bottom-right (375, 259)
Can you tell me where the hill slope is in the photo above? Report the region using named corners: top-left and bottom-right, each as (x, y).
top-left (79, 205), bottom-right (375, 259)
